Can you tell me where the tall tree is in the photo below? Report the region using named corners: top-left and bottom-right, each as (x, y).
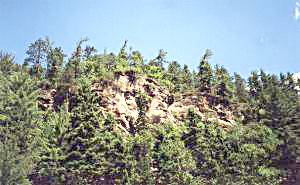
top-left (148, 49), bottom-right (168, 69)
top-left (0, 72), bottom-right (41, 185)
top-left (25, 37), bottom-right (52, 78)
top-left (67, 38), bottom-right (89, 79)
top-left (233, 72), bottom-right (248, 103)
top-left (46, 47), bottom-right (65, 86)
top-left (167, 61), bottom-right (182, 92)
top-left (197, 49), bottom-right (213, 93)
top-left (214, 65), bottom-right (233, 107)
top-left (179, 64), bottom-right (193, 91)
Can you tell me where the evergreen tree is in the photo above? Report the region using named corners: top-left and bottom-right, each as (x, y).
top-left (214, 65), bottom-right (233, 107)
top-left (180, 64), bottom-right (193, 91)
top-left (197, 49), bottom-right (213, 93)
top-left (125, 130), bottom-right (156, 184)
top-left (34, 105), bottom-right (71, 184)
top-left (25, 37), bottom-right (52, 78)
top-left (183, 113), bottom-right (280, 184)
top-left (59, 81), bottom-right (104, 184)
top-left (166, 61), bottom-right (182, 92)
top-left (233, 72), bottom-right (248, 103)
top-left (0, 72), bottom-right (41, 185)
top-left (135, 92), bottom-right (150, 134)
top-left (67, 38), bottom-right (89, 79)
top-left (83, 45), bottom-right (97, 60)
top-left (148, 49), bottom-right (167, 69)
top-left (114, 41), bottom-right (130, 73)
top-left (129, 50), bottom-right (144, 73)
top-left (153, 123), bottom-right (198, 184)
top-left (46, 47), bottom-right (65, 86)
top-left (0, 52), bottom-right (19, 76)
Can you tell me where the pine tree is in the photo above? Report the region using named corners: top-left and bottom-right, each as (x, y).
top-left (125, 130), bottom-right (156, 184)
top-left (197, 49), bottom-right (213, 94)
top-left (248, 71), bottom-right (262, 98)
top-left (233, 72), bottom-right (248, 103)
top-left (260, 73), bottom-right (300, 184)
top-left (114, 41), bottom-right (130, 74)
top-left (67, 38), bottom-right (89, 79)
top-left (25, 37), bottom-right (52, 78)
top-left (0, 52), bottom-right (19, 76)
top-left (60, 81), bottom-right (104, 184)
top-left (46, 47), bottom-right (65, 86)
top-left (180, 64), bottom-right (193, 91)
top-left (129, 50), bottom-right (144, 73)
top-left (0, 72), bottom-right (41, 185)
top-left (166, 61), bottom-right (182, 92)
top-left (243, 71), bottom-right (262, 123)
top-left (153, 123), bottom-right (197, 184)
top-left (83, 45), bottom-right (97, 60)
top-left (213, 65), bottom-right (233, 107)
top-left (148, 49), bottom-right (167, 69)
top-left (135, 92), bottom-right (150, 134)
top-left (183, 114), bottom-right (280, 184)
top-left (34, 105), bottom-right (71, 184)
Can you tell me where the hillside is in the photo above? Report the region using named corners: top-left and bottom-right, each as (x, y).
top-left (40, 72), bottom-right (236, 134)
top-left (0, 38), bottom-right (299, 185)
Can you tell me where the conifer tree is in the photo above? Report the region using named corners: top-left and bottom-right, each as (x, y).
top-left (135, 92), bottom-right (149, 134)
top-left (0, 52), bottom-right (19, 76)
top-left (125, 130), bottom-right (156, 184)
top-left (67, 38), bottom-right (89, 79)
top-left (233, 72), bottom-right (248, 103)
top-left (59, 81), bottom-right (104, 184)
top-left (214, 65), bottom-right (233, 107)
top-left (46, 47), bottom-right (65, 86)
top-left (181, 64), bottom-right (193, 91)
top-left (167, 61), bottom-right (182, 92)
top-left (0, 72), bottom-right (41, 185)
top-left (153, 123), bottom-right (197, 184)
top-left (148, 49), bottom-right (167, 69)
top-left (129, 50), bottom-right (144, 73)
top-left (83, 45), bottom-right (97, 60)
top-left (197, 49), bottom-right (213, 93)
top-left (25, 37), bottom-right (52, 78)
top-left (248, 71), bottom-right (262, 98)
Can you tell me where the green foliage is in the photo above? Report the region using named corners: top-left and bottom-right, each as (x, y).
top-left (180, 64), bottom-right (193, 91)
top-left (129, 50), bottom-right (144, 74)
top-left (25, 37), bottom-right (52, 78)
top-left (0, 72), bottom-right (42, 185)
top-left (166, 61), bottom-right (182, 92)
top-left (1, 38), bottom-right (300, 184)
top-left (233, 72), bottom-right (248, 103)
top-left (0, 52), bottom-right (19, 76)
top-left (183, 109), bottom-right (281, 184)
top-left (213, 65), bottom-right (233, 107)
top-left (46, 47), bottom-right (65, 86)
top-left (148, 49), bottom-right (167, 69)
top-left (125, 130), bottom-right (156, 184)
top-left (135, 92), bottom-right (150, 133)
top-left (197, 49), bottom-right (213, 93)
top-left (153, 123), bottom-right (198, 185)
top-left (0, 136), bottom-right (32, 185)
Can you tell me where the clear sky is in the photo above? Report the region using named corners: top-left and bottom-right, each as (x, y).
top-left (0, 0), bottom-right (299, 76)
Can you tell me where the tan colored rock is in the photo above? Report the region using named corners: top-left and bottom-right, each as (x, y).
top-left (40, 72), bottom-right (237, 133)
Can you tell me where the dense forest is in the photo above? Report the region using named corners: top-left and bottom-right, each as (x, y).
top-left (0, 37), bottom-right (299, 185)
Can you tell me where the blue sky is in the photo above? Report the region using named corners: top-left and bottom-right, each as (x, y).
top-left (0, 0), bottom-right (299, 76)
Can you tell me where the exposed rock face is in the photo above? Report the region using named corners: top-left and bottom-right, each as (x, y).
top-left (40, 73), bottom-right (236, 133)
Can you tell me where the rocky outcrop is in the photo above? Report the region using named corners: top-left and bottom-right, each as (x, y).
top-left (39, 73), bottom-right (236, 133)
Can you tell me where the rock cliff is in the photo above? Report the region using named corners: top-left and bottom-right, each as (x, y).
top-left (40, 73), bottom-right (236, 133)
